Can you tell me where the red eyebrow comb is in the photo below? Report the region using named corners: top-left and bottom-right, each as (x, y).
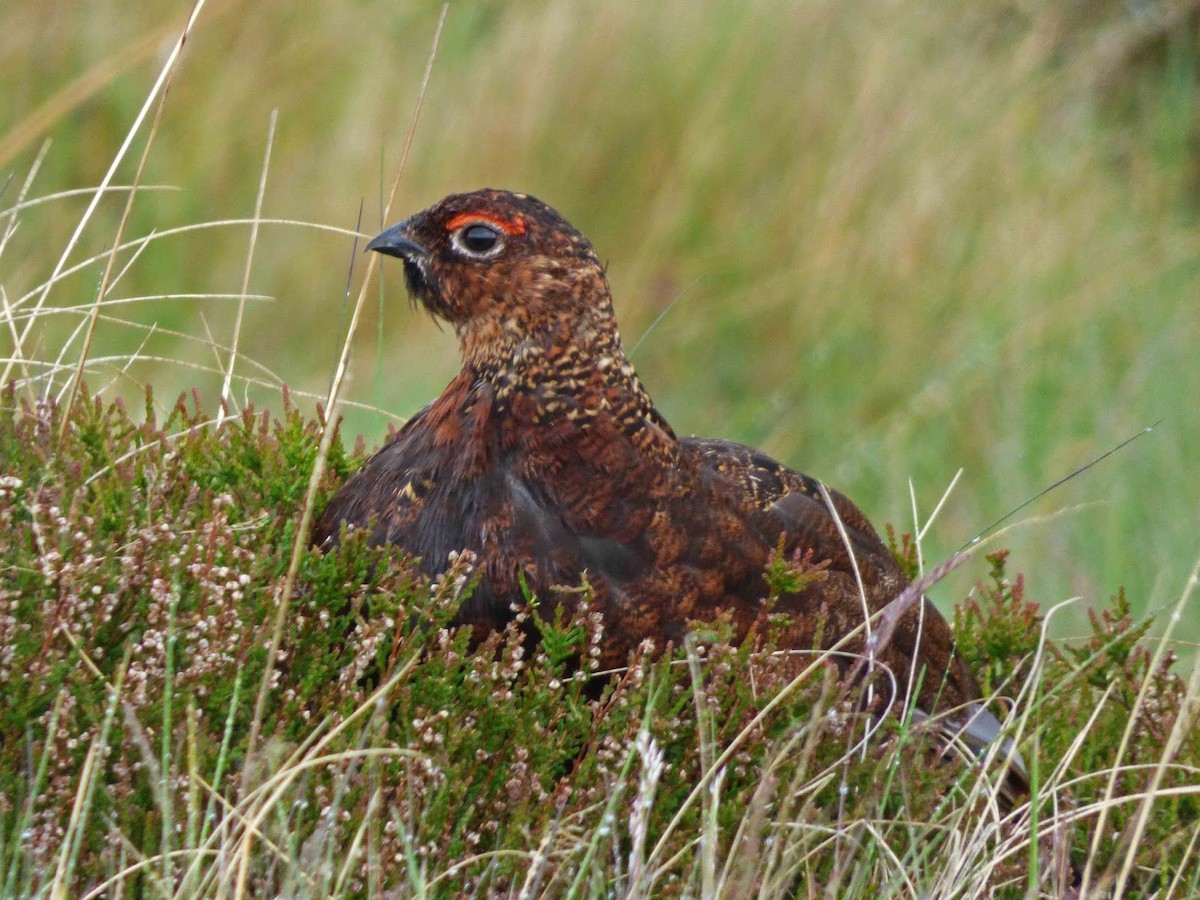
top-left (445, 211), bottom-right (527, 236)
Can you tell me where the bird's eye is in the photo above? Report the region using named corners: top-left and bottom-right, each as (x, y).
top-left (454, 223), bottom-right (502, 258)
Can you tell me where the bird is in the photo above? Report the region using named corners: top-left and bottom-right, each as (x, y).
top-left (313, 188), bottom-right (1019, 786)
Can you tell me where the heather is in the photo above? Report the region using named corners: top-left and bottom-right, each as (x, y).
top-left (0, 390), bottom-right (1197, 895)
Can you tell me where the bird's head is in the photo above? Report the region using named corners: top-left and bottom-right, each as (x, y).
top-left (368, 189), bottom-right (616, 372)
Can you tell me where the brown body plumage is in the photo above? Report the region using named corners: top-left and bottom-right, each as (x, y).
top-left (314, 188), bottom-right (1014, 767)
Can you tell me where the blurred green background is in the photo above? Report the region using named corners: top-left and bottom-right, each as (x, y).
top-left (3, 0), bottom-right (1198, 640)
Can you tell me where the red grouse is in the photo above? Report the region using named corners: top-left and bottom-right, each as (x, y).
top-left (314, 188), bottom-right (1014, 768)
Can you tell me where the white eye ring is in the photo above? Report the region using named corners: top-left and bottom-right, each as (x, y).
top-left (451, 222), bottom-right (505, 259)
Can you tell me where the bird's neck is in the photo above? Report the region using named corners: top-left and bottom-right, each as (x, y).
top-left (460, 304), bottom-right (613, 389)
top-left (457, 308), bottom-right (677, 445)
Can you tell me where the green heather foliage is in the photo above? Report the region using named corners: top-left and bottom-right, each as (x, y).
top-left (0, 392), bottom-right (1196, 896)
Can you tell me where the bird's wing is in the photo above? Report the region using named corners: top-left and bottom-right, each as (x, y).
top-left (681, 437), bottom-right (991, 713)
top-left (681, 437), bottom-right (901, 587)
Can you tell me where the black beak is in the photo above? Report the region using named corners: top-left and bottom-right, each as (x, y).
top-left (365, 219), bottom-right (428, 261)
